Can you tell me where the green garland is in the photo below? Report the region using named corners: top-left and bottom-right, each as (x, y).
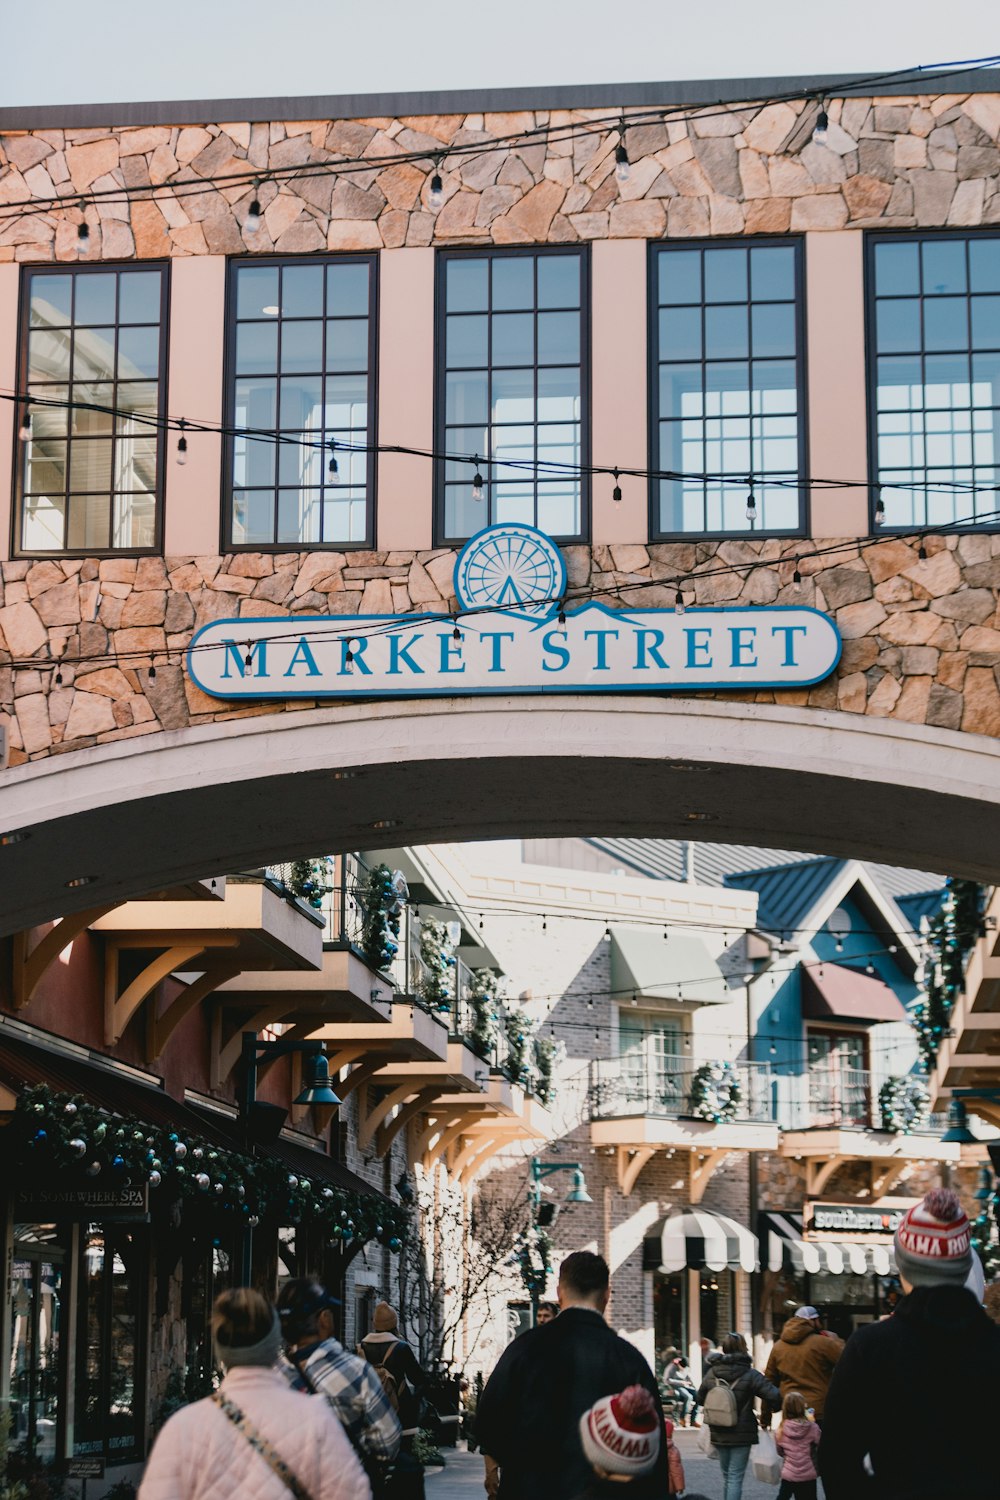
top-left (687, 1061), bottom-right (741, 1123)
top-left (360, 863), bottom-right (405, 973)
top-left (11, 1084), bottom-right (408, 1251)
top-left (912, 879), bottom-right (985, 1070)
top-left (287, 858), bottom-right (329, 912)
top-left (502, 1007), bottom-right (536, 1088)
top-left (420, 920), bottom-right (456, 1011)
top-left (467, 970), bottom-right (501, 1060)
top-left (971, 1168), bottom-right (1000, 1281)
top-left (532, 1037), bottom-right (562, 1107)
top-left (878, 1074), bottom-right (931, 1134)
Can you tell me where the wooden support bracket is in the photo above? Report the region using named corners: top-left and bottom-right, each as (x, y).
top-left (420, 1113), bottom-right (477, 1171)
top-left (806, 1155), bottom-right (847, 1197)
top-left (690, 1148), bottom-right (731, 1205)
top-left (105, 943), bottom-right (206, 1047)
top-left (376, 1087), bottom-right (440, 1158)
top-left (617, 1145), bottom-right (658, 1197)
top-left (337, 1058), bottom-right (384, 1104)
top-left (871, 1159), bottom-right (908, 1198)
top-left (455, 1135), bottom-right (502, 1186)
top-left (149, 961), bottom-right (243, 1061)
top-left (358, 1081), bottom-right (419, 1151)
top-left (213, 1000), bottom-right (291, 1088)
top-left (12, 906), bottom-right (115, 1010)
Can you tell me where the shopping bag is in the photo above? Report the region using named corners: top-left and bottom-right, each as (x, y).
top-left (697, 1424), bottom-right (718, 1460)
top-left (751, 1429), bottom-right (782, 1485)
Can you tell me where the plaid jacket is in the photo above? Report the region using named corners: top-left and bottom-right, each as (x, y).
top-left (281, 1340), bottom-right (402, 1468)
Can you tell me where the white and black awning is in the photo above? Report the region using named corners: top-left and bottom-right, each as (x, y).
top-left (644, 1207), bottom-right (758, 1274)
top-left (762, 1212), bottom-right (896, 1277)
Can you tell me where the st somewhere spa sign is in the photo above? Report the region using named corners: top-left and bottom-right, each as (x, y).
top-left (186, 524), bottom-right (841, 700)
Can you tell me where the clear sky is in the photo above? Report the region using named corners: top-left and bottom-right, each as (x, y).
top-left (4, 0), bottom-right (999, 109)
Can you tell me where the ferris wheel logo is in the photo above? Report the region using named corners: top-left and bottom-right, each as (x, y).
top-left (453, 524), bottom-right (567, 621)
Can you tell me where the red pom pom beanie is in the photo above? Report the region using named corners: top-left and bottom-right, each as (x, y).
top-left (579, 1385), bottom-right (660, 1477)
top-left (894, 1189), bottom-right (973, 1289)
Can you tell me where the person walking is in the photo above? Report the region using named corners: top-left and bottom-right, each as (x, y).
top-left (774, 1390), bottom-right (820, 1500)
top-left (276, 1279), bottom-right (401, 1481)
top-left (536, 1300), bottom-right (560, 1325)
top-left (695, 1331), bottom-right (780, 1500)
top-left (138, 1287), bottom-right (372, 1500)
top-left (358, 1301), bottom-right (430, 1447)
top-left (763, 1306), bottom-right (843, 1423)
top-left (664, 1418), bottom-right (686, 1496)
top-left (819, 1188), bottom-right (1000, 1499)
top-left (476, 1250), bottom-right (667, 1500)
top-left (577, 1385), bottom-right (662, 1498)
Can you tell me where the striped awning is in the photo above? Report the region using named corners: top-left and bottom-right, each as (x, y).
top-left (644, 1207), bottom-right (758, 1273)
top-left (762, 1211), bottom-right (896, 1277)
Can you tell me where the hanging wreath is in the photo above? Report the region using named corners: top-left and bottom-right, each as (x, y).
top-left (503, 1007), bottom-right (536, 1088)
top-left (287, 857), bottom-right (330, 911)
top-left (10, 1084), bottom-right (409, 1251)
top-left (878, 1074), bottom-right (931, 1134)
top-left (467, 969), bottom-right (502, 1060)
top-left (533, 1037), bottom-right (563, 1107)
top-left (420, 919), bottom-right (456, 1011)
top-left (360, 863), bottom-right (407, 973)
top-left (687, 1061), bottom-right (742, 1124)
top-left (912, 879), bottom-right (985, 1070)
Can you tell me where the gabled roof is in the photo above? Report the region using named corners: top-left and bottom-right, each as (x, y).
top-left (725, 857), bottom-right (848, 939)
top-left (895, 889), bottom-right (947, 932)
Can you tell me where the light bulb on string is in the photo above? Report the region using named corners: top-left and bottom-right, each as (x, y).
top-left (918, 539), bottom-right (928, 560)
top-left (874, 486), bottom-right (885, 526)
top-left (611, 469), bottom-right (622, 505)
top-left (452, 619), bottom-right (462, 642)
top-left (674, 588), bottom-right (685, 615)
top-left (745, 480), bottom-right (757, 523)
top-left (176, 418), bottom-right (188, 466)
top-left (558, 605), bottom-right (566, 625)
top-left (328, 440), bottom-right (339, 477)
top-left (792, 560), bottom-right (802, 591)
top-left (615, 119), bottom-right (630, 183)
top-left (245, 183), bottom-right (262, 234)
top-left (18, 410), bottom-right (31, 442)
top-left (813, 102), bottom-right (830, 146)
top-left (148, 662), bottom-right (157, 682)
top-left (472, 459), bottom-right (484, 502)
top-left (429, 160), bottom-right (444, 210)
top-left (77, 213), bottom-right (90, 246)
top-left (244, 642), bottom-right (254, 669)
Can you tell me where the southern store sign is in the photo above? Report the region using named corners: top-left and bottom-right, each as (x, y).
top-left (188, 524), bottom-right (842, 701)
top-left (807, 1203), bottom-right (906, 1238)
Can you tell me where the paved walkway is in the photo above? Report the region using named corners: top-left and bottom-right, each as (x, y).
top-left (424, 1434), bottom-right (795, 1498)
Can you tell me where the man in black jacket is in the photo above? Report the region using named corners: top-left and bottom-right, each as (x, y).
top-left (477, 1250), bottom-right (667, 1500)
top-left (820, 1188), bottom-right (1000, 1499)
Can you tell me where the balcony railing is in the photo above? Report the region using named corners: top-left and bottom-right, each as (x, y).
top-left (587, 1054), bottom-right (776, 1123)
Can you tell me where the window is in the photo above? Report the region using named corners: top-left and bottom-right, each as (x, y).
top-left (436, 247), bottom-right (588, 542)
top-left (868, 231), bottom-right (1000, 529)
top-left (74, 1223), bottom-right (147, 1460)
top-left (650, 240), bottom-right (805, 536)
top-left (8, 1224), bottom-right (65, 1460)
top-left (17, 265), bottom-right (166, 554)
top-left (226, 257), bottom-right (376, 549)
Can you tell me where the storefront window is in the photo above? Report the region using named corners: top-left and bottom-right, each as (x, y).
top-left (7, 1225), bottom-right (65, 1458)
top-left (809, 1271), bottom-right (878, 1340)
top-left (653, 1272), bottom-right (686, 1374)
top-left (699, 1270), bottom-right (734, 1348)
top-left (74, 1224), bottom-right (147, 1460)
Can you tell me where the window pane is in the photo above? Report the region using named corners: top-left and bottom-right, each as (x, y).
top-left (281, 264), bottom-right (324, 318)
top-left (446, 372), bottom-right (489, 425)
top-left (537, 311), bottom-right (579, 365)
top-left (922, 240), bottom-right (967, 295)
top-left (67, 494), bottom-right (110, 549)
top-left (114, 436), bottom-right (157, 491)
top-left (447, 258), bottom-right (489, 312)
top-left (114, 492), bottom-right (156, 549)
top-left (23, 494), bottom-right (65, 549)
top-left (750, 246), bottom-right (795, 301)
top-left (660, 306), bottom-right (701, 360)
top-left (876, 240), bottom-right (920, 295)
top-left (25, 439), bottom-right (67, 494)
top-left (876, 298), bottom-right (921, 353)
top-left (659, 364), bottom-right (703, 419)
top-left (117, 325), bottom-right (160, 379)
top-left (237, 265), bottom-right (280, 319)
top-left (325, 318), bottom-right (368, 373)
top-left (705, 304), bottom-right (748, 359)
top-left (972, 353), bottom-right (1000, 405)
top-left (704, 249), bottom-right (747, 304)
top-left (923, 297), bottom-right (967, 352)
top-left (326, 262), bottom-right (370, 316)
top-left (29, 328), bottom-right (72, 382)
top-left (325, 375), bottom-right (369, 427)
top-left (971, 296), bottom-right (1000, 351)
top-left (492, 368), bottom-right (534, 422)
top-left (752, 303), bottom-right (795, 358)
top-left (658, 250), bottom-right (701, 304)
top-left (72, 383), bottom-right (115, 434)
top-left (74, 274), bottom-right (116, 325)
top-left (492, 257), bottom-right (534, 311)
top-left (279, 375), bottom-right (323, 429)
top-left (74, 329), bottom-right (116, 383)
top-left (234, 378), bottom-right (277, 430)
top-left (232, 490), bottom-right (274, 544)
top-left (278, 488), bottom-right (322, 543)
top-left (233, 434), bottom-right (276, 487)
top-left (116, 382), bottom-right (159, 431)
top-left (970, 240), bottom-right (1000, 294)
top-left (492, 313), bottom-right (534, 366)
top-left (280, 320), bottom-right (324, 373)
top-left (72, 440), bottom-right (114, 492)
top-left (538, 255), bottom-right (580, 309)
top-left (537, 368), bottom-right (580, 420)
top-left (30, 275), bottom-right (72, 326)
top-left (118, 272), bottom-right (161, 324)
top-left (447, 314), bottom-right (487, 366)
top-left (235, 321), bottom-right (278, 374)
top-left (29, 387), bottom-right (68, 437)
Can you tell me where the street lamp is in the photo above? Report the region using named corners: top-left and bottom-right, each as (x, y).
top-left (941, 1098), bottom-right (978, 1144)
top-left (238, 1031), bottom-right (341, 1281)
top-left (522, 1157), bottom-right (592, 1326)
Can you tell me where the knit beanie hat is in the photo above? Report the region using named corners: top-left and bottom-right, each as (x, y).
top-left (374, 1301), bottom-right (398, 1332)
top-left (579, 1385), bottom-right (660, 1477)
top-left (894, 1189), bottom-right (973, 1288)
top-left (215, 1308), bottom-right (283, 1369)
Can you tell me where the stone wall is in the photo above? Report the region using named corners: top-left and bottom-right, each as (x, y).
top-left (3, 532), bottom-right (1000, 763)
top-left (2, 91), bottom-right (999, 262)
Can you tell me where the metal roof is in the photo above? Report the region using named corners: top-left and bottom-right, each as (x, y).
top-left (725, 857), bottom-right (850, 938)
top-left (2, 66), bottom-right (999, 131)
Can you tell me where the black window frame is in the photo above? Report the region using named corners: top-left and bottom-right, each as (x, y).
top-left (864, 227), bottom-right (1000, 533)
top-left (647, 235), bottom-right (809, 541)
top-left (433, 243), bottom-right (592, 546)
top-left (222, 252), bottom-right (379, 553)
top-left (73, 1219), bottom-right (149, 1464)
top-left (13, 260), bottom-right (170, 559)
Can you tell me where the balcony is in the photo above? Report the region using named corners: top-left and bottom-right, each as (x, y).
top-left (588, 1054), bottom-right (776, 1125)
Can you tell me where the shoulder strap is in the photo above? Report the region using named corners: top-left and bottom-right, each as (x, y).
top-left (212, 1391), bottom-right (315, 1500)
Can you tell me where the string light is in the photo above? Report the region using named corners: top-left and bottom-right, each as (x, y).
top-left (612, 469), bottom-right (622, 505)
top-left (745, 480), bottom-right (757, 523)
top-left (557, 605), bottom-right (566, 626)
top-left (792, 560), bottom-right (802, 591)
top-left (674, 588), bottom-right (685, 615)
top-left (244, 184), bottom-right (262, 235)
top-left (429, 161), bottom-right (444, 210)
top-left (615, 119), bottom-right (630, 184)
top-left (327, 440), bottom-right (339, 477)
top-left (176, 418), bottom-right (188, 467)
top-left (18, 410), bottom-right (30, 442)
top-left (812, 101), bottom-right (830, 145)
top-left (77, 212), bottom-right (90, 246)
top-left (148, 663), bottom-right (156, 681)
top-left (918, 540), bottom-right (928, 559)
top-left (874, 487), bottom-right (886, 526)
top-left (452, 620), bottom-right (462, 641)
top-left (472, 459), bottom-right (485, 502)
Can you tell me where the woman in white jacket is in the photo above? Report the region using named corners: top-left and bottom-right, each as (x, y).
top-left (139, 1288), bottom-right (371, 1500)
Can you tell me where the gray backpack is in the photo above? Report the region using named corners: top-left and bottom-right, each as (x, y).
top-left (702, 1371), bottom-right (739, 1428)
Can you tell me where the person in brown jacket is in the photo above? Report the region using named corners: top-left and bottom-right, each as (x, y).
top-left (763, 1306), bottom-right (843, 1422)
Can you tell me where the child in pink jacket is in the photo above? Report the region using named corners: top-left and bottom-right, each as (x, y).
top-left (665, 1418), bottom-right (685, 1496)
top-left (775, 1389), bottom-right (820, 1500)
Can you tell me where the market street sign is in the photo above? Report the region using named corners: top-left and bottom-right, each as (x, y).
top-left (16, 1185), bottom-right (149, 1217)
top-left (187, 523), bottom-right (842, 701)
